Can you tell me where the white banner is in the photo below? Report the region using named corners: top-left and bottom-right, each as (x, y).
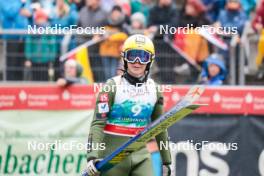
top-left (0, 110), bottom-right (93, 175)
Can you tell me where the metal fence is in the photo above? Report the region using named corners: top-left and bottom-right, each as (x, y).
top-left (0, 29), bottom-right (263, 85)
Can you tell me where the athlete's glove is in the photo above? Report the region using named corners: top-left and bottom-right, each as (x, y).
top-left (86, 158), bottom-right (102, 176)
top-left (162, 164), bottom-right (171, 176)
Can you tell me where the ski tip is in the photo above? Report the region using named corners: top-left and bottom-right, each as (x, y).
top-left (185, 85), bottom-right (205, 103)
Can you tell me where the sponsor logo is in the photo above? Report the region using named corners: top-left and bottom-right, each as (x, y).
top-left (99, 93), bottom-right (109, 102)
top-left (98, 102), bottom-right (109, 113)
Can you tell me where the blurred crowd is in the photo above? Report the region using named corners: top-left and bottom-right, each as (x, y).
top-left (0, 0), bottom-right (263, 85)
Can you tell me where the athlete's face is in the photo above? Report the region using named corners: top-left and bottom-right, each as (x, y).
top-left (127, 61), bottom-right (147, 78)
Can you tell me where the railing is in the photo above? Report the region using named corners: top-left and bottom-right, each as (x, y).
top-left (239, 23), bottom-right (263, 85)
top-left (0, 29), bottom-right (263, 85)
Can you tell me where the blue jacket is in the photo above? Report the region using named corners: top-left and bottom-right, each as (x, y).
top-left (202, 0), bottom-right (226, 22)
top-left (201, 55), bottom-right (227, 85)
top-left (0, 0), bottom-right (31, 39)
top-left (0, 0), bottom-right (31, 29)
top-left (0, 12), bottom-right (2, 28)
top-left (49, 4), bottom-right (78, 52)
top-left (50, 5), bottom-right (78, 28)
top-left (241, 0), bottom-right (256, 16)
top-left (218, 9), bottom-right (247, 35)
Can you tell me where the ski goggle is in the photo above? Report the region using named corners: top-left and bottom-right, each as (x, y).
top-left (124, 49), bottom-right (153, 64)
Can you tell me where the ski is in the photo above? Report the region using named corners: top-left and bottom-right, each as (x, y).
top-left (82, 85), bottom-right (205, 176)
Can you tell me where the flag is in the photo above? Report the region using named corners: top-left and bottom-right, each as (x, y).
top-left (198, 27), bottom-right (228, 50)
top-left (173, 28), bottom-right (209, 63)
top-left (69, 47), bottom-right (94, 84)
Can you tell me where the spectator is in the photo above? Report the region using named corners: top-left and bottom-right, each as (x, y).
top-left (24, 8), bottom-right (58, 81)
top-left (100, 0), bottom-right (116, 12)
top-left (67, 0), bottom-right (85, 11)
top-left (0, 0), bottom-right (32, 32)
top-left (175, 0), bottom-right (210, 28)
top-left (78, 0), bottom-right (107, 29)
top-left (48, 0), bottom-right (79, 80)
top-left (0, 0), bottom-right (32, 80)
top-left (131, 12), bottom-right (147, 29)
top-left (202, 0), bottom-right (225, 22)
top-left (39, 0), bottom-right (54, 17)
top-left (99, 5), bottom-right (128, 80)
top-left (126, 12), bottom-right (147, 35)
top-left (114, 0), bottom-right (131, 16)
top-left (241, 0), bottom-right (256, 17)
top-left (216, 0), bottom-right (247, 36)
top-left (252, 0), bottom-right (264, 78)
top-left (173, 0), bottom-right (210, 82)
top-left (215, 0), bottom-right (247, 81)
top-left (50, 0), bottom-right (78, 27)
top-left (100, 0), bottom-right (131, 16)
top-left (148, 0), bottom-right (177, 33)
top-left (57, 59), bottom-right (88, 86)
top-left (173, 0), bottom-right (210, 62)
top-left (147, 0), bottom-right (178, 84)
top-left (199, 53), bottom-right (227, 85)
top-left (252, 0), bottom-right (264, 32)
top-left (0, 8), bottom-right (2, 28)
top-left (130, 0), bottom-right (153, 22)
top-left (78, 0), bottom-right (108, 82)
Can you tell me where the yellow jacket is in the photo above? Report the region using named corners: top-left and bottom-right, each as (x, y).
top-left (99, 26), bottom-right (128, 58)
top-left (256, 30), bottom-right (264, 67)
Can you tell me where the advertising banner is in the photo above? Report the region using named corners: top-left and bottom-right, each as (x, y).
top-left (0, 110), bottom-right (93, 175)
top-left (0, 85), bottom-right (263, 115)
top-left (168, 115), bottom-right (264, 176)
top-left (0, 85), bottom-right (264, 175)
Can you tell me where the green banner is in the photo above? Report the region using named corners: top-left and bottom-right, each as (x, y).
top-left (0, 110), bottom-right (93, 175)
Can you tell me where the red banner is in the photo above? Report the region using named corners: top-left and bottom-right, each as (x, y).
top-left (0, 85), bottom-right (96, 110)
top-left (163, 86), bottom-right (264, 115)
top-left (0, 85), bottom-right (263, 115)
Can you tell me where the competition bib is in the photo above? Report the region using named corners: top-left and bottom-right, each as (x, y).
top-left (104, 76), bottom-right (157, 137)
